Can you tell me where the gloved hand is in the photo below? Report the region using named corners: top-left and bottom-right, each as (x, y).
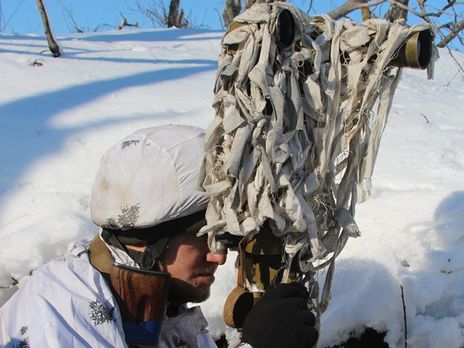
top-left (241, 282), bottom-right (318, 348)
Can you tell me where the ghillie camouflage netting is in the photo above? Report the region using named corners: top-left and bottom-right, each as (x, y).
top-left (199, 1), bottom-right (436, 314)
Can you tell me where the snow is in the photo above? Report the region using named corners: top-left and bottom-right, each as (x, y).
top-left (1, 28), bottom-right (463, 347)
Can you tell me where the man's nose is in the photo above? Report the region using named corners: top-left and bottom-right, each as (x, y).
top-left (206, 251), bottom-right (227, 265)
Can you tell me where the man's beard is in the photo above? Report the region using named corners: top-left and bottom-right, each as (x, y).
top-left (168, 278), bottom-right (212, 304)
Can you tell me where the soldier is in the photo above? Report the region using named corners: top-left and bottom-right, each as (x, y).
top-left (0, 124), bottom-right (317, 348)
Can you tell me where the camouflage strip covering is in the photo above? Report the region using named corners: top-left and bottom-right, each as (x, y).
top-left (199, 1), bottom-right (436, 313)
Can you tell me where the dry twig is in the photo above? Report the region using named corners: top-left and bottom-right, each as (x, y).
top-left (400, 285), bottom-right (408, 348)
top-left (420, 113), bottom-right (430, 123)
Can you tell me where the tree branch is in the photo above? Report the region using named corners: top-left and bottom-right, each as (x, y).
top-left (444, 48), bottom-right (464, 84)
top-left (385, 0), bottom-right (417, 20)
top-left (437, 19), bottom-right (464, 47)
top-left (414, 0), bottom-right (462, 18)
top-left (416, 0), bottom-right (432, 23)
top-left (306, 0), bottom-right (315, 14)
top-left (328, 0), bottom-right (387, 20)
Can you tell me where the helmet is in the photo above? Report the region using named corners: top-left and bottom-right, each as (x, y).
top-left (90, 124), bottom-right (208, 231)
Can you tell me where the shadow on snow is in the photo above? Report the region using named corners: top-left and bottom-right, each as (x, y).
top-left (0, 63), bottom-right (216, 196)
top-left (0, 28), bottom-right (224, 44)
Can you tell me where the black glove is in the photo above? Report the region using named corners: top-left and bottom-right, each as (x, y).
top-left (242, 282), bottom-right (318, 348)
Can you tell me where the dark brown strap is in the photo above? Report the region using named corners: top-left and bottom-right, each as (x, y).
top-left (88, 235), bottom-right (113, 276)
top-left (88, 236), bottom-right (161, 348)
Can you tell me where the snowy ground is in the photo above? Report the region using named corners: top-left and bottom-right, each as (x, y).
top-left (0, 28), bottom-right (463, 347)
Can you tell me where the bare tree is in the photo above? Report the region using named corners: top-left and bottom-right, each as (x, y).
top-left (137, 0), bottom-right (188, 28)
top-left (136, 1), bottom-right (163, 27)
top-left (35, 0), bottom-right (61, 57)
top-left (167, 0), bottom-right (188, 27)
top-left (223, 0), bottom-right (241, 27)
top-left (384, 0), bottom-right (409, 22)
top-left (61, 5), bottom-right (84, 33)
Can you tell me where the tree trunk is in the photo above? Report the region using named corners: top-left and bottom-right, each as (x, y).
top-left (384, 0), bottom-right (409, 22)
top-left (36, 0), bottom-right (60, 57)
top-left (167, 0), bottom-right (188, 28)
top-left (223, 0), bottom-right (242, 27)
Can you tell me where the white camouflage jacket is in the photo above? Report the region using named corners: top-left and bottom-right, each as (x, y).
top-left (0, 240), bottom-right (216, 348)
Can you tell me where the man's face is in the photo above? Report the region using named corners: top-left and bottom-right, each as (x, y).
top-left (158, 231), bottom-right (227, 304)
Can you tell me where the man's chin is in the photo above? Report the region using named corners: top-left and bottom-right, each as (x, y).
top-left (169, 279), bottom-right (212, 304)
top-left (189, 287), bottom-right (211, 303)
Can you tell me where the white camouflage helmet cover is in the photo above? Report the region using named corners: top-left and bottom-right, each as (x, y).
top-left (90, 124), bottom-right (208, 230)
